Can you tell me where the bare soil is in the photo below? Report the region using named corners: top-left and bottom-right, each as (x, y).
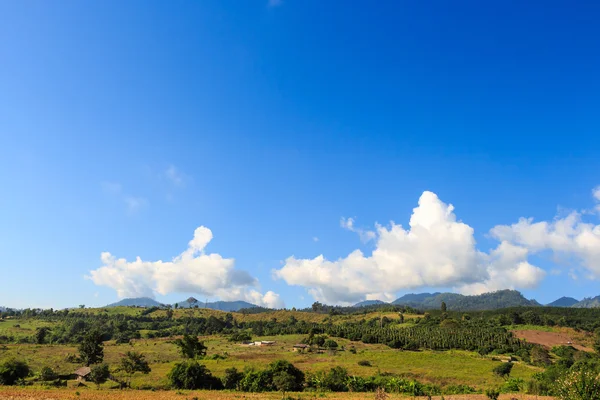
top-left (512, 329), bottom-right (593, 352)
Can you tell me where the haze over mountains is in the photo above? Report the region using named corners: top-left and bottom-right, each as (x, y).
top-left (351, 290), bottom-right (598, 311)
top-left (4, 291), bottom-right (599, 312)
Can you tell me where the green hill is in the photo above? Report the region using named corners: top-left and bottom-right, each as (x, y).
top-left (392, 290), bottom-right (539, 311)
top-left (547, 296), bottom-right (579, 307)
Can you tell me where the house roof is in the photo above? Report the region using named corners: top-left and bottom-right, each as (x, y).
top-left (74, 367), bottom-right (91, 376)
top-left (293, 344), bottom-right (309, 348)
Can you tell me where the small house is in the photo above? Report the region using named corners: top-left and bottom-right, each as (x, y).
top-left (293, 344), bottom-right (310, 353)
top-left (74, 367), bottom-right (91, 382)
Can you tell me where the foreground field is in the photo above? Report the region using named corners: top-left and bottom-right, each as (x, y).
top-left (0, 334), bottom-right (541, 390)
top-left (0, 388), bottom-right (556, 400)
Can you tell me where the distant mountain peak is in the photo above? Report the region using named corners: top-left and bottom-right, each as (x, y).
top-left (186, 297), bottom-right (199, 304)
top-left (547, 296), bottom-right (579, 307)
top-left (106, 297), bottom-right (164, 308)
top-left (353, 300), bottom-right (388, 307)
top-left (174, 299), bottom-right (259, 312)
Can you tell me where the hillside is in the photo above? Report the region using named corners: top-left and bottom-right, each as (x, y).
top-left (572, 296), bottom-right (600, 308)
top-left (393, 290), bottom-right (539, 311)
top-left (174, 297), bottom-right (258, 311)
top-left (547, 296), bottom-right (579, 307)
top-left (353, 300), bottom-right (387, 307)
top-left (106, 297), bottom-right (164, 308)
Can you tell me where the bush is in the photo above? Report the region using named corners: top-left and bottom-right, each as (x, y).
top-left (555, 369), bottom-right (600, 400)
top-left (88, 364), bottom-right (110, 388)
top-left (492, 362), bottom-right (513, 379)
top-left (444, 384), bottom-right (477, 394)
top-left (0, 359), bottom-right (30, 385)
top-left (269, 360), bottom-right (304, 392)
top-left (324, 366), bottom-right (349, 392)
top-left (229, 332), bottom-right (252, 343)
top-left (38, 367), bottom-right (58, 382)
top-left (358, 360), bottom-right (372, 367)
top-left (239, 369), bottom-right (273, 392)
top-left (501, 377), bottom-right (524, 393)
top-left (222, 367), bottom-right (243, 390)
top-left (485, 388), bottom-right (500, 400)
top-left (168, 361), bottom-right (222, 390)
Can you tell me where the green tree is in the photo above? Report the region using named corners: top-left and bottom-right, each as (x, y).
top-left (173, 334), bottom-right (207, 359)
top-left (441, 301), bottom-right (447, 312)
top-left (324, 339), bottom-right (339, 349)
top-left (88, 364), bottom-right (110, 389)
top-left (268, 360), bottom-right (304, 392)
top-left (273, 371), bottom-right (297, 395)
top-left (0, 359), bottom-right (30, 385)
top-left (492, 362), bottom-right (513, 379)
top-left (118, 351), bottom-right (150, 387)
top-left (34, 327), bottom-right (50, 345)
top-left (222, 367), bottom-right (243, 390)
top-left (38, 366), bottom-right (58, 382)
top-left (168, 360), bottom-right (222, 390)
top-left (79, 330), bottom-right (104, 366)
top-left (556, 369), bottom-right (600, 400)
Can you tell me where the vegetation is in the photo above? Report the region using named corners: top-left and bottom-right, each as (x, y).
top-left (0, 359), bottom-right (30, 385)
top-left (88, 364), bottom-right (110, 388)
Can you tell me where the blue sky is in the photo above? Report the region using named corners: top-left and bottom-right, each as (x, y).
top-left (1, 1), bottom-right (599, 309)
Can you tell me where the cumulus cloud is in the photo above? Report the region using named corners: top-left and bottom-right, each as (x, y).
top-left (490, 209), bottom-right (600, 279)
top-left (88, 227), bottom-right (284, 309)
top-left (340, 217), bottom-right (376, 242)
top-left (274, 191), bottom-right (546, 305)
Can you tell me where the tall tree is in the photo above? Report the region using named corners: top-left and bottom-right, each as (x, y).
top-left (118, 351), bottom-right (150, 387)
top-left (79, 330), bottom-right (104, 366)
top-left (173, 334), bottom-right (207, 359)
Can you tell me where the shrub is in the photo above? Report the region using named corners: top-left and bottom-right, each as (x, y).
top-left (269, 360), bottom-right (304, 392)
top-left (168, 361), bottom-right (222, 390)
top-left (38, 367), bottom-right (58, 382)
top-left (324, 366), bottom-right (349, 392)
top-left (501, 377), bottom-right (524, 393)
top-left (555, 369), bottom-right (600, 400)
top-left (324, 339), bottom-right (338, 349)
top-left (88, 364), bottom-right (110, 388)
top-left (444, 384), bottom-right (477, 394)
top-left (0, 359), bottom-right (30, 385)
top-left (239, 368), bottom-right (273, 392)
top-left (485, 388), bottom-right (500, 400)
top-left (222, 367), bottom-right (243, 390)
top-left (492, 362), bottom-right (513, 379)
top-left (358, 360), bottom-right (372, 367)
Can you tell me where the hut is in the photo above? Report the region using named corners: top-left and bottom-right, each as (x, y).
top-left (293, 344), bottom-right (310, 353)
top-left (74, 367), bottom-right (91, 382)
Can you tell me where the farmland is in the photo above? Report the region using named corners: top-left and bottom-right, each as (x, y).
top-left (1, 304), bottom-right (600, 399)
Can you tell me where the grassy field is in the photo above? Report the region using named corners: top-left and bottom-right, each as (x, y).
top-left (0, 387), bottom-right (557, 400)
top-left (0, 319), bottom-right (54, 341)
top-left (0, 334), bottom-right (542, 390)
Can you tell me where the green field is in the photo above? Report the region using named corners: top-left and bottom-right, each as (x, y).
top-left (0, 333), bottom-right (540, 390)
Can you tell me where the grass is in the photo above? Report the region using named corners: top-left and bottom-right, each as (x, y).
top-left (0, 334), bottom-right (542, 391)
top-left (0, 387), bottom-right (557, 400)
top-left (0, 319), bottom-right (55, 341)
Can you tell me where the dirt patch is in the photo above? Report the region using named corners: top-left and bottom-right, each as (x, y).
top-left (513, 329), bottom-right (593, 352)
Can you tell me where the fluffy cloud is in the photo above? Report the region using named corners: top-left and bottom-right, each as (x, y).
top-left (490, 210), bottom-right (600, 278)
top-left (88, 227), bottom-right (284, 309)
top-left (274, 191), bottom-right (546, 304)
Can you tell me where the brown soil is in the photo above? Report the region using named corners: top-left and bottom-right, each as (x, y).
top-left (512, 329), bottom-right (593, 352)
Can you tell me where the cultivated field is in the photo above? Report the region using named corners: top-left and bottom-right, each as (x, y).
top-left (0, 333), bottom-right (541, 390)
top-left (0, 388), bottom-right (556, 400)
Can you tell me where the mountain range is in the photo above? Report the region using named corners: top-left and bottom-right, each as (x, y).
top-left (104, 297), bottom-right (258, 312)
top-left (98, 291), bottom-right (598, 312)
top-left (353, 290), bottom-right (589, 311)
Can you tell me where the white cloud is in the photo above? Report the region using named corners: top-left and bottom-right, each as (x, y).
top-left (164, 165), bottom-right (185, 187)
top-left (313, 237), bottom-right (319, 242)
top-left (274, 191), bottom-right (546, 305)
top-left (124, 196), bottom-right (148, 213)
top-left (490, 209), bottom-right (600, 279)
top-left (594, 187), bottom-right (600, 202)
top-left (340, 217), bottom-right (376, 242)
top-left (88, 226), bottom-right (283, 308)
